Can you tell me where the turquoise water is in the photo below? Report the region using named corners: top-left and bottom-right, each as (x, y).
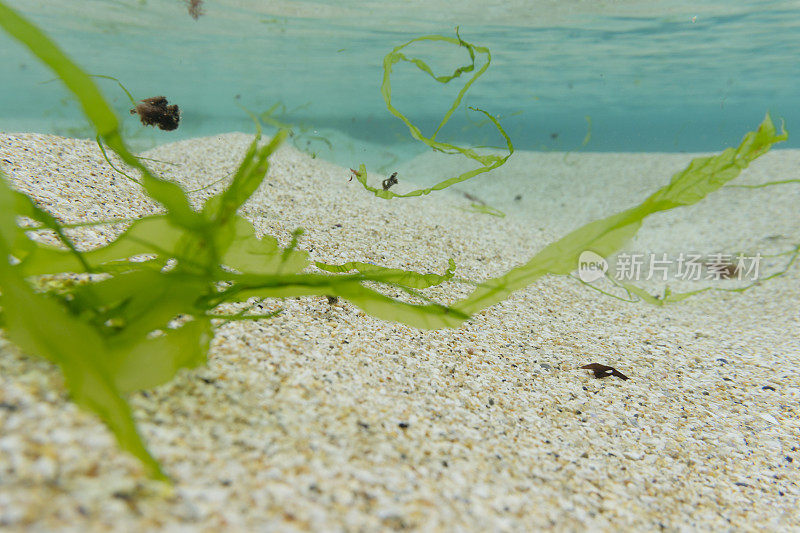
top-left (1, 0), bottom-right (798, 162)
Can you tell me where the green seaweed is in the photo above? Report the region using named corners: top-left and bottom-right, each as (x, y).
top-left (0, 2), bottom-right (468, 479)
top-left (727, 178), bottom-right (800, 188)
top-left (450, 113), bottom-right (788, 318)
top-left (355, 29), bottom-right (514, 199)
top-left (0, 182), bottom-right (169, 479)
top-left (258, 101), bottom-right (333, 158)
top-left (564, 115), bottom-right (593, 164)
top-left (603, 243), bottom-right (800, 305)
top-left (315, 258), bottom-right (457, 290)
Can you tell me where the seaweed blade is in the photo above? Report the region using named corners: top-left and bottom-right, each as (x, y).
top-left (0, 178), bottom-right (168, 480)
top-left (455, 114), bottom-right (787, 315)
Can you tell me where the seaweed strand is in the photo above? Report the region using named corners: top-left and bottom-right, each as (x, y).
top-left (356, 30), bottom-right (514, 199)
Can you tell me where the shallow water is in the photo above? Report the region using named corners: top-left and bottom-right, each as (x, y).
top-left (1, 5), bottom-right (799, 527)
top-left (1, 0), bottom-right (799, 162)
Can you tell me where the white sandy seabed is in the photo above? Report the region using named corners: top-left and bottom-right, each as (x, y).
top-left (0, 131), bottom-right (798, 531)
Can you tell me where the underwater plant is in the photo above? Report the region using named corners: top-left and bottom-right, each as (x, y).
top-left (0, 2), bottom-right (471, 480)
top-left (0, 3), bottom-right (790, 480)
top-left (352, 29), bottom-right (515, 199)
top-left (354, 32), bottom-right (789, 314)
top-left (253, 101), bottom-right (345, 161)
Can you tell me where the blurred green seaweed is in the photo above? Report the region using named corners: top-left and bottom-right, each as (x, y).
top-left (0, 3), bottom-right (790, 480)
top-left (449, 114), bottom-right (787, 317)
top-left (0, 2), bottom-right (467, 480)
top-left (458, 203), bottom-right (506, 218)
top-left (572, 242), bottom-right (800, 305)
top-left (258, 101), bottom-right (334, 159)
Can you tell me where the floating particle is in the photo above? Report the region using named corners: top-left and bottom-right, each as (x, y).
top-left (186, 0), bottom-right (204, 20)
top-left (130, 96), bottom-right (180, 131)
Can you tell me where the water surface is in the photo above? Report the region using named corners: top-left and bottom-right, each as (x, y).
top-left (1, 0), bottom-right (798, 160)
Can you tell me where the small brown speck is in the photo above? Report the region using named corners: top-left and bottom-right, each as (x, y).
top-left (185, 0), bottom-right (204, 19)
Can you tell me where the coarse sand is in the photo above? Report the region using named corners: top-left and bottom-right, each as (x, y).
top-left (0, 132), bottom-right (798, 531)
